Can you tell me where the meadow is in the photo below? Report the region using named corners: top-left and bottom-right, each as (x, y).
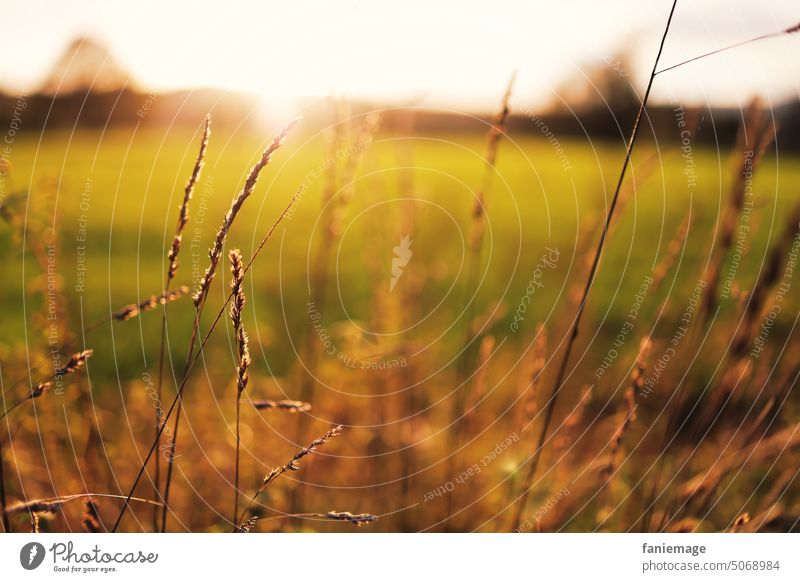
top-left (1, 107), bottom-right (799, 532)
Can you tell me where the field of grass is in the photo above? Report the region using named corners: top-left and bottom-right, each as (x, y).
top-left (1, 116), bottom-right (799, 532)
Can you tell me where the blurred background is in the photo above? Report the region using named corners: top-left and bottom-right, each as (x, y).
top-left (1, 0), bottom-right (799, 533)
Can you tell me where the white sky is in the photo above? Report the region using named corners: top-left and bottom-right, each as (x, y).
top-left (2, 0), bottom-right (799, 111)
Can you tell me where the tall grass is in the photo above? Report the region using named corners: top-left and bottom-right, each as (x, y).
top-left (3, 3), bottom-right (800, 534)
top-left (228, 249), bottom-right (250, 527)
top-left (112, 122), bottom-right (300, 531)
top-left (154, 116), bottom-right (210, 530)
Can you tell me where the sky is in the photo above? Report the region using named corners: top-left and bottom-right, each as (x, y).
top-left (1, 0), bottom-right (799, 112)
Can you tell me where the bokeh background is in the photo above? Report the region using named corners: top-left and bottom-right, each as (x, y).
top-left (1, 0), bottom-right (799, 532)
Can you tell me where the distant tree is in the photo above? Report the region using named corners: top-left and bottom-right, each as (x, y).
top-left (40, 36), bottom-right (132, 95)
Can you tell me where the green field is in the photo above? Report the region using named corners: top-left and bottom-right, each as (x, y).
top-left (1, 125), bottom-right (798, 384)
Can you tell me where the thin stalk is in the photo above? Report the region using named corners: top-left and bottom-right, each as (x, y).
top-left (234, 393), bottom-right (241, 526)
top-left (656, 22), bottom-right (800, 76)
top-left (153, 318), bottom-right (167, 532)
top-left (159, 307), bottom-right (202, 531)
top-left (155, 109), bottom-right (212, 527)
top-left (0, 437), bottom-right (9, 532)
top-left (5, 493), bottom-right (162, 515)
top-left (509, 0), bottom-right (679, 532)
top-left (0, 400), bottom-right (26, 422)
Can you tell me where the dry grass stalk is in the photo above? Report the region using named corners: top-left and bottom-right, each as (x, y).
top-left (238, 516), bottom-right (258, 533)
top-left (729, 512), bottom-right (751, 532)
top-left (514, 1), bottom-right (679, 534)
top-left (54, 349), bottom-right (93, 377)
top-left (236, 425), bottom-right (343, 530)
top-left (82, 500), bottom-right (102, 532)
top-left (571, 149), bottom-right (662, 304)
top-left (457, 74), bottom-right (515, 369)
top-left (758, 469), bottom-right (796, 510)
top-left (0, 382), bottom-right (56, 421)
top-left (320, 99), bottom-right (347, 208)
top-left (609, 150), bottom-right (660, 230)
top-left (677, 422), bottom-right (800, 505)
top-left (229, 249), bottom-right (250, 527)
top-left (115, 189), bottom-right (302, 532)
top-left (229, 251), bottom-right (250, 395)
top-left (665, 517), bottom-right (701, 533)
top-left (568, 149), bottom-right (667, 308)
top-left (253, 399), bottom-right (311, 412)
top-left (733, 503), bottom-right (800, 533)
top-left (656, 21), bottom-right (800, 75)
top-left (660, 409), bottom-right (798, 532)
top-left (557, 384), bottom-right (594, 449)
top-left (239, 510), bottom-right (378, 532)
top-left (167, 115), bottom-right (211, 281)
top-left (646, 126), bottom-right (778, 527)
top-left (261, 425), bottom-right (342, 489)
top-left (1, 349), bottom-right (93, 421)
top-left (731, 202), bottom-right (800, 357)
top-left (193, 118), bottom-right (299, 308)
top-left (163, 123), bottom-right (298, 530)
top-left (469, 72), bottom-right (515, 253)
top-left (327, 113), bottom-right (382, 239)
top-left (29, 381), bottom-right (52, 401)
top-left (468, 300), bottom-right (508, 339)
top-left (510, 385), bottom-right (591, 532)
top-left (5, 493), bottom-right (160, 517)
top-left (651, 213), bottom-right (691, 293)
top-left (6, 500), bottom-right (61, 515)
top-left (707, 358), bottom-right (752, 420)
top-left (319, 511), bottom-right (378, 526)
top-left (698, 203), bottom-right (800, 428)
top-left (568, 213), bottom-right (604, 306)
top-left (155, 116), bottom-right (211, 530)
top-left (0, 440), bottom-right (8, 532)
top-left (111, 287), bottom-right (190, 322)
top-left (518, 325), bottom-right (547, 431)
top-left (595, 339), bottom-right (652, 530)
top-left (602, 338), bottom-right (652, 480)
top-left (464, 335), bottom-right (496, 424)
top-left (455, 334), bottom-right (497, 484)
top-left (701, 99), bottom-right (776, 324)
